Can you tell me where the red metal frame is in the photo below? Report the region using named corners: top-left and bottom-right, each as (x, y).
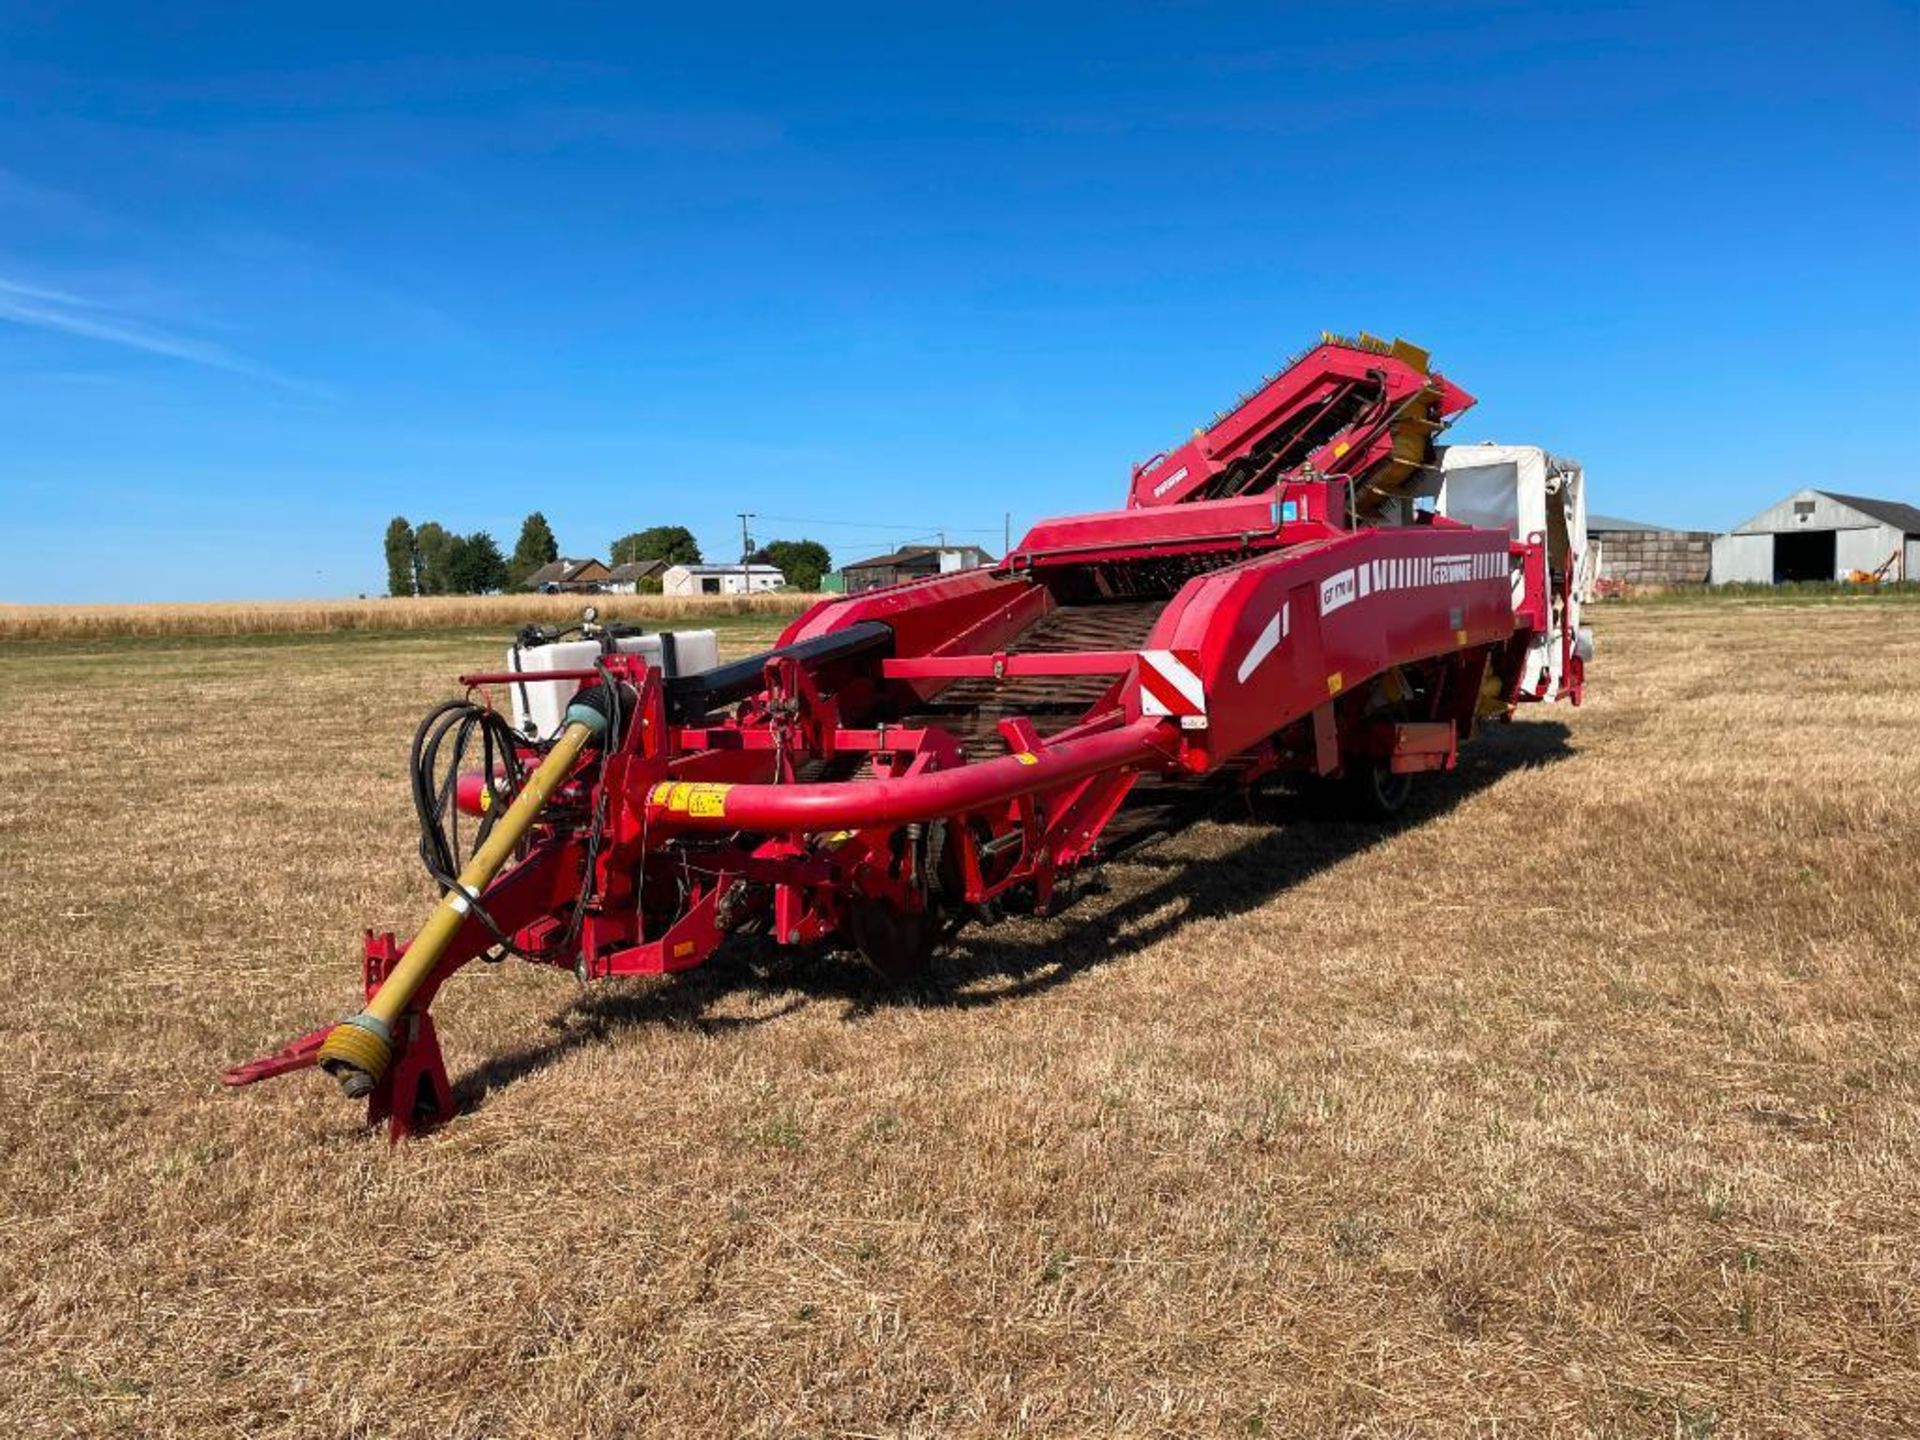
top-left (1125, 337), bottom-right (1472, 511)
top-left (224, 335), bottom-right (1581, 1139)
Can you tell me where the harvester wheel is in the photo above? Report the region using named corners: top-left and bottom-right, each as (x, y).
top-left (1333, 678), bottom-right (1417, 820)
top-left (1342, 757), bottom-right (1413, 819)
top-left (848, 898), bottom-right (937, 982)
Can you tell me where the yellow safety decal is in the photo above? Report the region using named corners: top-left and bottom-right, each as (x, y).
top-left (1455, 628), bottom-right (1469, 647)
top-left (672, 940), bottom-right (697, 959)
top-left (1333, 440), bottom-right (1350, 458)
top-left (1012, 751), bottom-right (1039, 766)
top-left (686, 783), bottom-right (731, 818)
top-left (667, 782), bottom-right (694, 812)
top-left (648, 781), bottom-right (674, 805)
top-left (822, 829), bottom-right (857, 846)
top-left (1326, 671), bottom-right (1344, 695)
top-left (478, 786), bottom-right (493, 813)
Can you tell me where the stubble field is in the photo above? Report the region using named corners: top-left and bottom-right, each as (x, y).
top-left (1, 599), bottom-right (1915, 1437)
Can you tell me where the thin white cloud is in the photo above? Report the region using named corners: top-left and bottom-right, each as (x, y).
top-left (0, 274), bottom-right (322, 394)
top-left (0, 275), bottom-right (95, 306)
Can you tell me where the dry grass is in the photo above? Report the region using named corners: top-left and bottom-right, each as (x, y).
top-left (0, 591), bottom-right (815, 642)
top-left (1, 602), bottom-right (1915, 1436)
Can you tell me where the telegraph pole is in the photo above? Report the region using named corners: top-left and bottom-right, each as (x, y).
top-left (737, 512), bottom-right (755, 592)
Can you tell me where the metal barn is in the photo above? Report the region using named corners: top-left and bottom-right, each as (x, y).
top-left (1711, 490), bottom-right (1919, 584)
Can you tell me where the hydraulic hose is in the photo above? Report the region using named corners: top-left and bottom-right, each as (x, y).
top-left (315, 691), bottom-right (617, 1098)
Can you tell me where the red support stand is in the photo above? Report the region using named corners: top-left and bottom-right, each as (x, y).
top-left (367, 1010), bottom-right (455, 1142)
top-left (359, 929), bottom-right (455, 1140)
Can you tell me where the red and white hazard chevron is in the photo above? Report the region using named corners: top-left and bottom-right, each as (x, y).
top-left (1136, 649), bottom-right (1206, 723)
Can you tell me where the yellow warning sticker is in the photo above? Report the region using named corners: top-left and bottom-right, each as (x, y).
top-left (1326, 671), bottom-right (1344, 695)
top-left (478, 786), bottom-right (493, 812)
top-left (686, 784), bottom-right (731, 818)
top-left (1455, 628), bottom-right (1469, 647)
top-left (1012, 751), bottom-right (1039, 766)
top-left (650, 780), bottom-right (731, 817)
top-left (672, 940), bottom-right (697, 958)
top-left (1333, 440), bottom-right (1350, 458)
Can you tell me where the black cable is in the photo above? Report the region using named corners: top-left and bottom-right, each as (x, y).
top-left (407, 695), bottom-right (610, 966)
top-left (409, 700), bottom-right (527, 887)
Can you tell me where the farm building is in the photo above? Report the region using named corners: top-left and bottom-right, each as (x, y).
top-left (1588, 514), bottom-right (1715, 587)
top-left (523, 557), bottom-right (611, 592)
top-left (662, 563), bottom-right (785, 597)
top-left (1712, 490), bottom-right (1918, 584)
top-left (840, 544), bottom-right (993, 593)
top-left (603, 559), bottom-right (667, 593)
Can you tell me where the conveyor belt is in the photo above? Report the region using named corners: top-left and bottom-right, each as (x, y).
top-left (898, 596), bottom-right (1258, 852)
top-left (901, 598), bottom-right (1168, 761)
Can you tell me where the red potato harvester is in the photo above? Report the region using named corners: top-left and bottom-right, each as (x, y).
top-left (225, 333), bottom-right (1594, 1138)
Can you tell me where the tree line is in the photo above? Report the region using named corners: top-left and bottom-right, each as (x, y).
top-left (383, 515), bottom-right (832, 595)
top-left (384, 513), bottom-right (556, 596)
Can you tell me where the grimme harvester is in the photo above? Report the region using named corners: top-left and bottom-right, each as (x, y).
top-left (226, 334), bottom-right (1592, 1138)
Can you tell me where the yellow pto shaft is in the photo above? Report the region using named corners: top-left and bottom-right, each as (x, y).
top-left (317, 695), bottom-right (614, 1097)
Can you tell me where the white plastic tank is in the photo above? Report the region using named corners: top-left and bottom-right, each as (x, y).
top-left (506, 631), bottom-right (720, 738)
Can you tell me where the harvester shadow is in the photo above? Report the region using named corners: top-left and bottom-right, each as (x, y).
top-left (450, 984), bottom-right (808, 1111)
top-left (837, 715), bottom-right (1575, 1012)
top-left (452, 718), bottom-right (1572, 1110)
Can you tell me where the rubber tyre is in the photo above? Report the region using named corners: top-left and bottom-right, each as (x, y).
top-left (848, 899), bottom-right (937, 982)
top-left (1342, 759), bottom-right (1413, 820)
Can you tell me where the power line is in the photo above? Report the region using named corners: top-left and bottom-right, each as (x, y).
top-left (699, 528), bottom-right (956, 550)
top-left (753, 513), bottom-right (1001, 534)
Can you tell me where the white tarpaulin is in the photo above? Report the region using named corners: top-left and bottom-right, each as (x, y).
top-left (1436, 444), bottom-right (1590, 702)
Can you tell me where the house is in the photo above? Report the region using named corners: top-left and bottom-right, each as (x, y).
top-left (523, 557), bottom-right (612, 593)
top-left (1712, 490), bottom-right (1919, 584)
top-left (661, 563), bottom-right (785, 597)
top-left (603, 559), bottom-right (668, 594)
top-left (839, 544), bottom-right (993, 593)
top-left (1587, 514), bottom-right (1715, 587)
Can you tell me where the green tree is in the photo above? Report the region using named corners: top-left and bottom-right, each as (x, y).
top-left (383, 516), bottom-right (416, 597)
top-left (444, 531), bottom-right (510, 594)
top-left (611, 525), bottom-right (701, 567)
top-left (413, 522), bottom-right (454, 596)
top-left (508, 511), bottom-right (559, 589)
top-left (752, 538), bottom-right (831, 592)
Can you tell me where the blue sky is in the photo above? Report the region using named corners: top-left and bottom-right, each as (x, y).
top-left (2, 2), bottom-right (1915, 602)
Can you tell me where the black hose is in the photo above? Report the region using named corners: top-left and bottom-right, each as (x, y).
top-left (406, 696), bottom-right (603, 965)
top-left (409, 699), bottom-right (529, 893)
